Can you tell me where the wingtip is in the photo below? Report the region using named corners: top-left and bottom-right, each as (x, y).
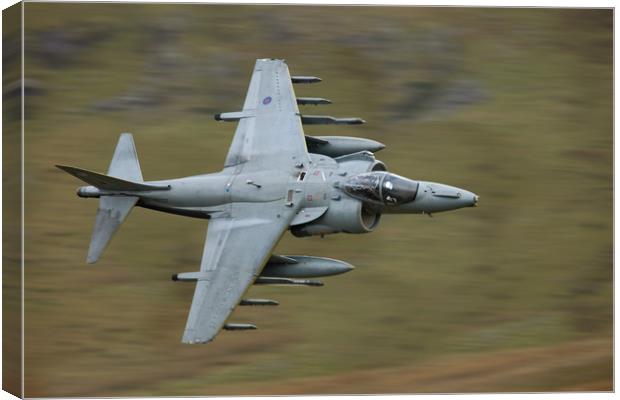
top-left (182, 327), bottom-right (215, 344)
top-left (87, 244), bottom-right (99, 264)
top-left (182, 334), bottom-right (215, 345)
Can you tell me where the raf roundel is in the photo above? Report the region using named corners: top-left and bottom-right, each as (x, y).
top-left (262, 96), bottom-right (272, 105)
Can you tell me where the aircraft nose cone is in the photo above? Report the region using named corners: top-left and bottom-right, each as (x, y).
top-left (457, 189), bottom-right (478, 208)
top-left (412, 182), bottom-right (478, 213)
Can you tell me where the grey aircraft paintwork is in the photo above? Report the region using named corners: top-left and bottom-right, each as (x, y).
top-left (58, 59), bottom-right (478, 344)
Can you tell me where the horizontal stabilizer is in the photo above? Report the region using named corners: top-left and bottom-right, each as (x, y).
top-left (297, 97), bottom-right (332, 105)
top-left (224, 323), bottom-right (257, 331)
top-left (57, 165), bottom-right (170, 192)
top-left (301, 115), bottom-right (366, 125)
top-left (291, 76), bottom-right (321, 84)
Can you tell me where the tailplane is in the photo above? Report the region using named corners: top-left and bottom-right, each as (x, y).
top-left (55, 165), bottom-right (169, 192)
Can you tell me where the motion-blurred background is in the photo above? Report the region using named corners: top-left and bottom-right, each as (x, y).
top-left (12, 3), bottom-right (613, 396)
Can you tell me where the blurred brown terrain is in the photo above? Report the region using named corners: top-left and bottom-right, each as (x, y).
top-left (17, 4), bottom-right (612, 396)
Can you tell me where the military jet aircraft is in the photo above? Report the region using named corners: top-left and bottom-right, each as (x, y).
top-left (58, 58), bottom-right (478, 344)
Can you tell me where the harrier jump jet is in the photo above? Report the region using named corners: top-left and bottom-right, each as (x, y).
top-left (57, 59), bottom-right (478, 344)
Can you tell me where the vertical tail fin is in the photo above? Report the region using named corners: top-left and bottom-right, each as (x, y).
top-left (108, 133), bottom-right (143, 181)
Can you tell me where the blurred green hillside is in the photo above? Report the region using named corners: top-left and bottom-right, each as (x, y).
top-left (15, 4), bottom-right (612, 396)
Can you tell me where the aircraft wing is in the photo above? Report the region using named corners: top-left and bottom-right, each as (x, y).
top-left (182, 201), bottom-right (298, 344)
top-left (182, 59), bottom-right (310, 344)
top-left (223, 59), bottom-right (309, 169)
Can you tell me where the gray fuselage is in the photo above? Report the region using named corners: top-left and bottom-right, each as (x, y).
top-left (78, 152), bottom-right (478, 228)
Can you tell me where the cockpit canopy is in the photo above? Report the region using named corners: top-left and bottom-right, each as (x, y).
top-left (343, 172), bottom-right (419, 206)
